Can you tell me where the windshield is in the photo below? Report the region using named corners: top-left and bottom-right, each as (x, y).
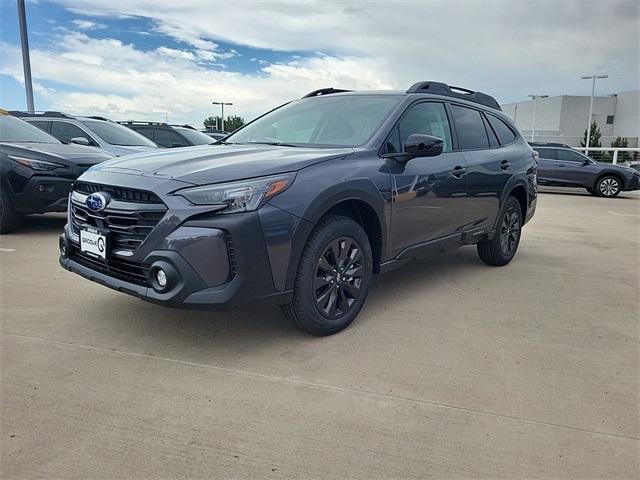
top-left (228, 95), bottom-right (402, 147)
top-left (0, 115), bottom-right (60, 144)
top-left (174, 127), bottom-right (215, 145)
top-left (80, 120), bottom-right (158, 147)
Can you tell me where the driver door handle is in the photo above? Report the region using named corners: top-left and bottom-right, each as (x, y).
top-left (500, 160), bottom-right (511, 170)
top-left (452, 165), bottom-right (466, 178)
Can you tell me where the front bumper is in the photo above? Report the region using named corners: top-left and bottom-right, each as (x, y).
top-left (60, 207), bottom-right (294, 309)
top-left (623, 174), bottom-right (640, 191)
top-left (12, 175), bottom-right (74, 214)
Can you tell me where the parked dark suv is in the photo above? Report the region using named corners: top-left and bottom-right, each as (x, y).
top-left (59, 82), bottom-right (537, 335)
top-left (120, 122), bottom-right (215, 148)
top-left (531, 142), bottom-right (639, 197)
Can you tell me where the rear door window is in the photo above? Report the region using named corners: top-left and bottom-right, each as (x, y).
top-left (556, 149), bottom-right (586, 162)
top-left (450, 105), bottom-right (489, 150)
top-left (482, 115), bottom-right (499, 147)
top-left (487, 115), bottom-right (517, 145)
top-left (533, 148), bottom-right (557, 160)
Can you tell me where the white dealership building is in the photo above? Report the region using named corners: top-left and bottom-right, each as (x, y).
top-left (501, 90), bottom-right (639, 147)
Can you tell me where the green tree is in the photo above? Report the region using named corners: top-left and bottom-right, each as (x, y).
top-left (580, 121), bottom-right (608, 161)
top-left (610, 137), bottom-right (631, 163)
top-left (203, 115), bottom-right (245, 132)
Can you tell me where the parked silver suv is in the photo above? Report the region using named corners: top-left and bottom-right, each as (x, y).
top-left (10, 112), bottom-right (159, 156)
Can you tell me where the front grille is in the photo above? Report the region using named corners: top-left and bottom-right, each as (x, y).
top-left (70, 185), bottom-right (167, 285)
top-left (74, 181), bottom-right (163, 204)
top-left (71, 251), bottom-right (150, 286)
top-left (71, 202), bottom-right (166, 251)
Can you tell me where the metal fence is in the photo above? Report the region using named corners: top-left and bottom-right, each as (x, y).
top-left (574, 147), bottom-right (640, 165)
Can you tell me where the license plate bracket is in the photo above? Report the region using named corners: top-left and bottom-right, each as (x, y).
top-left (79, 226), bottom-right (108, 260)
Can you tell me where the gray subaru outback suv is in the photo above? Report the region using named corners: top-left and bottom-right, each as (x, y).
top-left (59, 81), bottom-right (537, 335)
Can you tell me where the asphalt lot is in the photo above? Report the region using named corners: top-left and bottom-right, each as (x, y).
top-left (1, 188), bottom-right (638, 479)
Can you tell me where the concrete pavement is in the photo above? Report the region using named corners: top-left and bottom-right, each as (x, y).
top-left (1, 189), bottom-right (639, 479)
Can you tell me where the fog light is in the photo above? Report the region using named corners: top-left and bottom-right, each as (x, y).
top-left (156, 269), bottom-right (167, 288)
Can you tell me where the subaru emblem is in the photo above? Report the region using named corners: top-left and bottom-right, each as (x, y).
top-left (86, 193), bottom-right (108, 212)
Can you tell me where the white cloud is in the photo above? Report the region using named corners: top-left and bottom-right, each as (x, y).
top-left (71, 19), bottom-right (106, 30)
top-left (0, 33), bottom-right (393, 125)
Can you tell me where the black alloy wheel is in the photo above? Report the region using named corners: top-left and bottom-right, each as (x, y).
top-left (314, 237), bottom-right (365, 319)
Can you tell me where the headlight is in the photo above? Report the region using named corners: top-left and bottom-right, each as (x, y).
top-left (175, 173), bottom-right (296, 213)
top-left (9, 155), bottom-right (65, 171)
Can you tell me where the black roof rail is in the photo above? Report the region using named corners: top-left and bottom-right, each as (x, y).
top-left (303, 88), bottom-right (352, 98)
top-left (528, 142), bottom-right (573, 148)
top-left (86, 115), bottom-right (112, 122)
top-left (171, 124), bottom-right (196, 130)
top-left (406, 81), bottom-right (501, 111)
top-left (118, 120), bottom-right (167, 126)
top-left (9, 110), bottom-right (73, 118)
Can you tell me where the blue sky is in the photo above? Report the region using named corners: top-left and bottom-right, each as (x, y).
top-left (1, 0), bottom-right (637, 126)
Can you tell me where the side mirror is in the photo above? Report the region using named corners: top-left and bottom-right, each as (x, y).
top-left (70, 137), bottom-right (90, 146)
top-left (404, 134), bottom-right (444, 159)
top-left (582, 159), bottom-right (591, 166)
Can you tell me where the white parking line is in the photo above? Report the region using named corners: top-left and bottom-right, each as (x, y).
top-left (0, 248), bottom-right (16, 252)
top-left (608, 210), bottom-right (640, 217)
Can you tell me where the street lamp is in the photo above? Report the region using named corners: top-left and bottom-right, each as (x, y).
top-left (580, 74), bottom-right (608, 154)
top-left (211, 101), bottom-right (233, 132)
top-left (17, 0), bottom-right (34, 112)
top-left (527, 95), bottom-right (548, 142)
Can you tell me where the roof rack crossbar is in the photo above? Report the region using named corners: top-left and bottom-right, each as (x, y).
top-left (303, 88), bottom-right (352, 98)
top-left (406, 81), bottom-right (501, 111)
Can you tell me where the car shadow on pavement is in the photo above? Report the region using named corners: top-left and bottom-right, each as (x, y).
top-left (82, 248), bottom-right (483, 354)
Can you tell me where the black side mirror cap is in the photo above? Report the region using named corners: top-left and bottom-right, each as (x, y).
top-left (403, 134), bottom-right (444, 159)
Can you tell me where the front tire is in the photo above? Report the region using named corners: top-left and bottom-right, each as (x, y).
top-left (0, 187), bottom-right (22, 234)
top-left (477, 196), bottom-right (522, 266)
top-left (282, 215), bottom-right (373, 336)
top-left (595, 176), bottom-right (621, 198)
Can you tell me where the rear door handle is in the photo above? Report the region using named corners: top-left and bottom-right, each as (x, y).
top-left (500, 160), bottom-right (511, 170)
top-left (452, 165), bottom-right (466, 178)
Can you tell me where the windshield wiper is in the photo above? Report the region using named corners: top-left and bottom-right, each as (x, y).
top-left (246, 141), bottom-right (301, 148)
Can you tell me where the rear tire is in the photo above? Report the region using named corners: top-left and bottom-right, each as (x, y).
top-left (0, 187), bottom-right (22, 234)
top-left (282, 215), bottom-right (373, 336)
top-left (477, 196), bottom-right (522, 266)
top-left (595, 175), bottom-right (621, 198)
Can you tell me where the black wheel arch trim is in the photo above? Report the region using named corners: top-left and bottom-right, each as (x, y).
top-left (284, 178), bottom-right (387, 291)
top-left (495, 175), bottom-right (531, 230)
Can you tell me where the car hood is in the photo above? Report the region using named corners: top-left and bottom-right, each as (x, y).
top-left (105, 144), bottom-right (159, 157)
top-left (91, 144), bottom-right (355, 185)
top-left (595, 161), bottom-right (637, 175)
top-left (0, 142), bottom-right (114, 166)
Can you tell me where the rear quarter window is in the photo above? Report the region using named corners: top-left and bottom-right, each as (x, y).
top-left (487, 114), bottom-right (517, 145)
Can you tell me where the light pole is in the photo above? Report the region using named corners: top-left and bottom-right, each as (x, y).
top-left (212, 101), bottom-right (233, 132)
top-left (17, 0), bottom-right (34, 112)
top-left (527, 95), bottom-right (548, 142)
top-left (581, 74), bottom-right (608, 154)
